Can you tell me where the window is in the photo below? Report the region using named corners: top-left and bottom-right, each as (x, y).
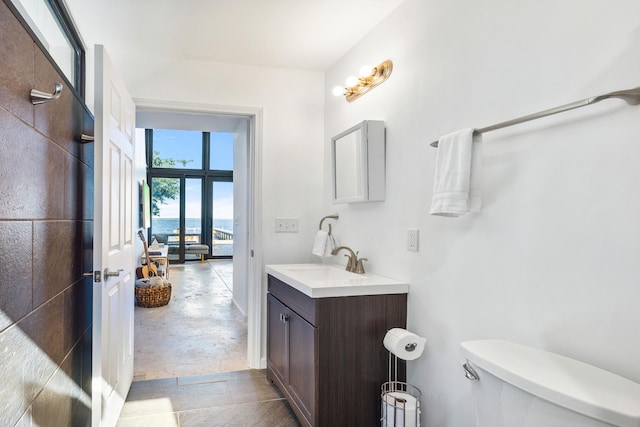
top-left (210, 132), bottom-right (234, 170)
top-left (152, 129), bottom-right (203, 170)
top-left (146, 129), bottom-right (234, 262)
top-left (9, 0), bottom-right (85, 96)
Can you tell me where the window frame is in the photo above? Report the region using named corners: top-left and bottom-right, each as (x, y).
top-left (146, 129), bottom-right (235, 262)
top-left (4, 0), bottom-right (86, 99)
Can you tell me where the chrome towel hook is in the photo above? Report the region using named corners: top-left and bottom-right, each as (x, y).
top-left (30, 83), bottom-right (63, 105)
top-left (80, 134), bottom-right (95, 143)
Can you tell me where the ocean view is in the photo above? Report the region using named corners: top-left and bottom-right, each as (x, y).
top-left (152, 218), bottom-right (233, 235)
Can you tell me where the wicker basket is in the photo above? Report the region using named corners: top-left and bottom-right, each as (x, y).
top-left (135, 284), bottom-right (172, 308)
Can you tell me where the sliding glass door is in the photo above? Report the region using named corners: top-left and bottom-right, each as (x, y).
top-left (150, 176), bottom-right (181, 262)
top-left (185, 178), bottom-right (204, 261)
top-left (209, 180), bottom-right (234, 256)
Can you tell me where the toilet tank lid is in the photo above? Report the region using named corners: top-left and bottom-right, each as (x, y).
top-left (460, 340), bottom-right (640, 427)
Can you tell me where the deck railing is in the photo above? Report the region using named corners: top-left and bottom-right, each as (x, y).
top-left (213, 228), bottom-right (233, 241)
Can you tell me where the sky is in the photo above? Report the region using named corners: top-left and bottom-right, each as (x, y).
top-left (149, 129), bottom-right (234, 220)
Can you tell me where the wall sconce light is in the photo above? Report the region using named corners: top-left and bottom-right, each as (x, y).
top-left (332, 59), bottom-right (393, 102)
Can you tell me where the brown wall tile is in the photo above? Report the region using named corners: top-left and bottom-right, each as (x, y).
top-left (81, 110), bottom-right (95, 170)
top-left (19, 293), bottom-right (65, 366)
top-left (65, 156), bottom-right (94, 221)
top-left (34, 49), bottom-right (83, 159)
top-left (0, 221), bottom-right (32, 332)
top-left (0, 108), bottom-right (65, 219)
top-left (64, 154), bottom-right (80, 219)
top-left (0, 4), bottom-right (94, 425)
top-left (83, 162), bottom-right (94, 221)
top-left (63, 279), bottom-right (92, 355)
top-left (33, 221), bottom-right (80, 306)
top-left (32, 346), bottom-right (91, 427)
top-left (0, 1), bottom-right (34, 125)
top-left (14, 407), bottom-right (32, 427)
top-left (80, 326), bottom-right (92, 396)
top-left (81, 220), bottom-right (93, 278)
top-left (0, 323), bottom-right (35, 425)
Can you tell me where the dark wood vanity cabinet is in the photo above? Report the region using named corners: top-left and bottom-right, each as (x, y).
top-left (267, 274), bottom-right (407, 427)
top-left (267, 293), bottom-right (317, 422)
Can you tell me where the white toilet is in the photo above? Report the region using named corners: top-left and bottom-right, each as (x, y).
top-left (460, 339), bottom-right (640, 427)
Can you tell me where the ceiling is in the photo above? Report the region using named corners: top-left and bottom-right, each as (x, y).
top-left (64, 0), bottom-right (405, 71)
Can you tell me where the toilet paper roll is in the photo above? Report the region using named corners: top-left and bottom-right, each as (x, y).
top-left (383, 328), bottom-right (426, 360)
top-left (382, 392), bottom-right (419, 427)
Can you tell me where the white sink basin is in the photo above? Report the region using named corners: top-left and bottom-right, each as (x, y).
top-left (265, 263), bottom-right (408, 298)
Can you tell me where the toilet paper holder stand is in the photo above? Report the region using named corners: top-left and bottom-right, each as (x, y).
top-left (381, 351), bottom-right (422, 427)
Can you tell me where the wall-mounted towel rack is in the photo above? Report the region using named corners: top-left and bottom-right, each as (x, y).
top-left (319, 214), bottom-right (339, 234)
top-left (429, 86), bottom-right (640, 147)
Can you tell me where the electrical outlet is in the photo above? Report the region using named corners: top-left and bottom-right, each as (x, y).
top-left (275, 217), bottom-right (299, 233)
top-left (407, 228), bottom-right (419, 252)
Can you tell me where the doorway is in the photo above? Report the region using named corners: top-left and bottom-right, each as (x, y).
top-left (135, 99), bottom-right (263, 372)
top-left (147, 128), bottom-right (234, 264)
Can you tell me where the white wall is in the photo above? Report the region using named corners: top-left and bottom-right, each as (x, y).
top-left (232, 119), bottom-right (249, 316)
top-left (324, 0), bottom-right (640, 425)
top-left (111, 53), bottom-right (325, 266)
top-left (108, 53), bottom-right (326, 363)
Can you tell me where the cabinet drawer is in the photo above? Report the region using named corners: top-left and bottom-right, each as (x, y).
top-left (268, 274), bottom-right (317, 326)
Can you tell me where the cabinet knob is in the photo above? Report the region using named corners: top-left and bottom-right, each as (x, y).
top-left (280, 313), bottom-right (289, 323)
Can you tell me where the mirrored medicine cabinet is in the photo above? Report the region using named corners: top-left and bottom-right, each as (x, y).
top-left (331, 120), bottom-right (385, 204)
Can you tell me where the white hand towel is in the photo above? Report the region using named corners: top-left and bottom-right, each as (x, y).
top-left (430, 129), bottom-right (483, 217)
top-left (312, 230), bottom-right (329, 256)
top-left (312, 230), bottom-right (337, 257)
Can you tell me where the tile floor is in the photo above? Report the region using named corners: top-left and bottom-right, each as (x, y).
top-left (118, 260), bottom-right (300, 427)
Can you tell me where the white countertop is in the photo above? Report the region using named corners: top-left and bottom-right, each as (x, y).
top-left (265, 263), bottom-right (408, 298)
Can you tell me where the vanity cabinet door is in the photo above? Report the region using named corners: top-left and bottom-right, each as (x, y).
top-left (288, 310), bottom-right (317, 424)
top-left (267, 294), bottom-right (288, 384)
top-left (268, 292), bottom-right (317, 426)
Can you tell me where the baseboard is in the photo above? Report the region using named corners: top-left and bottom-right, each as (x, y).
top-left (232, 297), bottom-right (247, 320)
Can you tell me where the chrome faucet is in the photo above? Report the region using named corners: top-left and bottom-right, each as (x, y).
top-left (331, 246), bottom-right (367, 274)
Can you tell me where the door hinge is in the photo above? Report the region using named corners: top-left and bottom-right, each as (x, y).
top-left (251, 250), bottom-right (254, 257)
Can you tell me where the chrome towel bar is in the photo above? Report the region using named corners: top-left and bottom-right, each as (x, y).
top-left (430, 86), bottom-right (640, 147)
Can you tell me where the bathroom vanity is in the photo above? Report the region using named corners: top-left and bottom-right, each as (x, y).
top-left (265, 264), bottom-right (408, 427)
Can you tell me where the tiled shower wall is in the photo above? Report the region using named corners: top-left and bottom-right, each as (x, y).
top-left (0, 1), bottom-right (94, 426)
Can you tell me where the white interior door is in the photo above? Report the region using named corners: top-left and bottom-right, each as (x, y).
top-left (92, 45), bottom-right (136, 427)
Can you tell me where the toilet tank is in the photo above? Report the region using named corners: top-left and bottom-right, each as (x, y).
top-left (460, 340), bottom-right (640, 427)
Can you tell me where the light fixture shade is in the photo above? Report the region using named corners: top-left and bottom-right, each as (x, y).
top-left (359, 65), bottom-right (373, 77)
top-left (345, 76), bottom-right (359, 87)
top-left (332, 86), bottom-right (345, 96)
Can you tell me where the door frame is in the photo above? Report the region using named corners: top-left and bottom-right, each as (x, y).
top-left (134, 98), bottom-right (263, 369)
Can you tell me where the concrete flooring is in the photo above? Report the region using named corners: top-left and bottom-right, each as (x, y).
top-left (118, 260), bottom-right (300, 427)
top-left (132, 260), bottom-right (247, 380)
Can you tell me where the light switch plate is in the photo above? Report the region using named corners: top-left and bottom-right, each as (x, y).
top-left (407, 228), bottom-right (419, 252)
top-left (275, 217), bottom-right (299, 233)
